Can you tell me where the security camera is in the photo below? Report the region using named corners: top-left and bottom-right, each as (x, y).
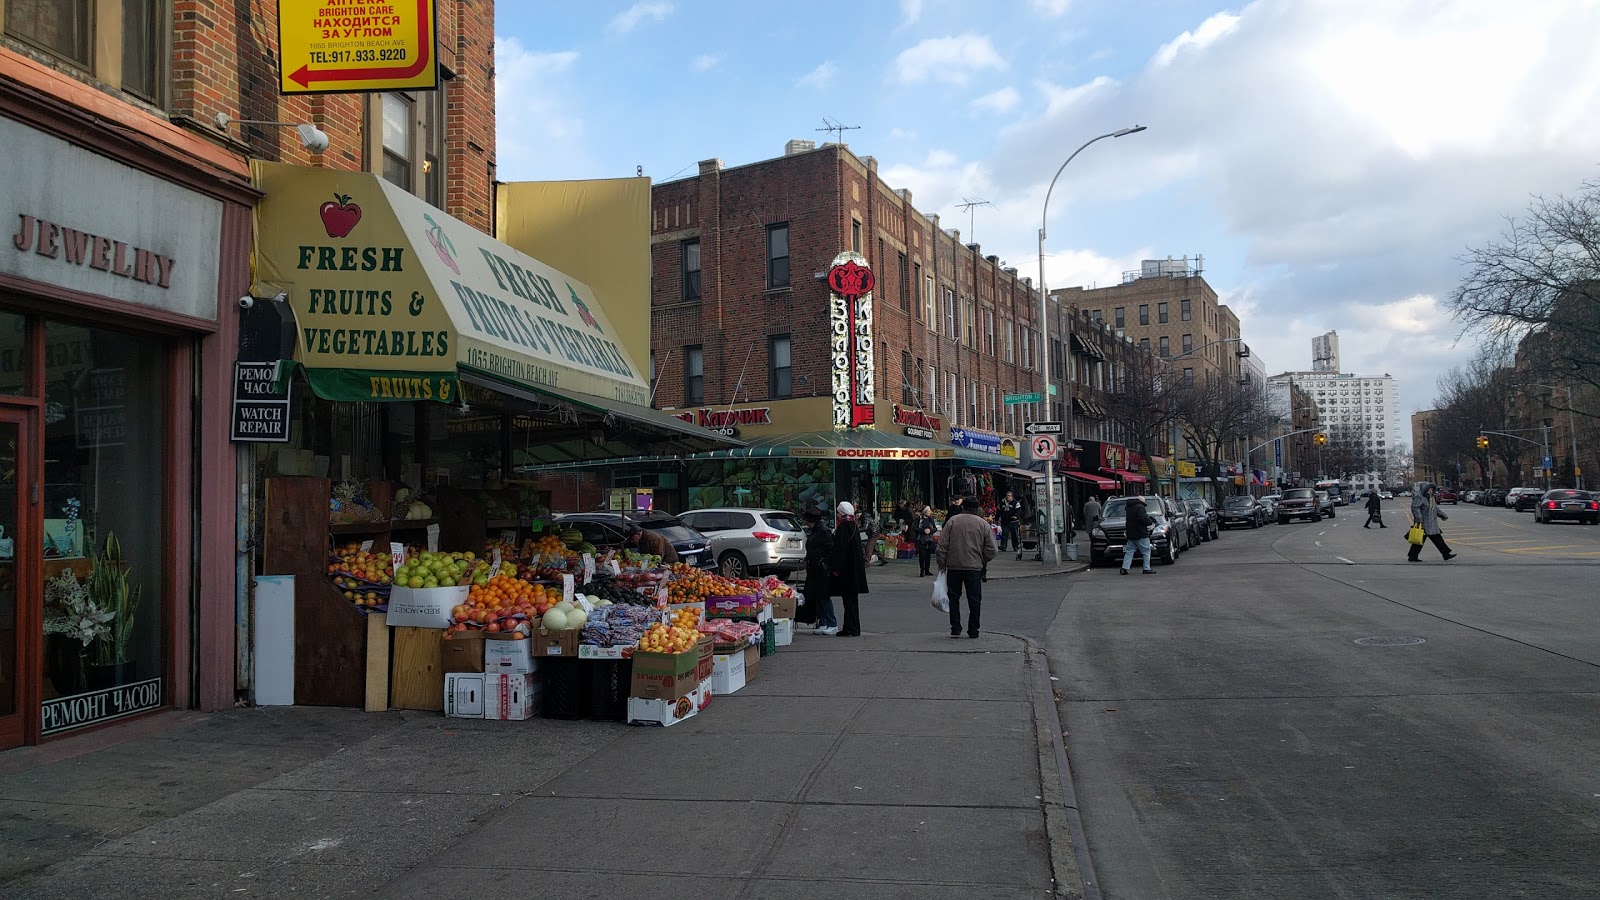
top-left (239, 295), bottom-right (256, 310)
top-left (296, 124), bottom-right (330, 153)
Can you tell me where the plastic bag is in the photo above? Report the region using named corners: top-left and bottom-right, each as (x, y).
top-left (931, 571), bottom-right (950, 613)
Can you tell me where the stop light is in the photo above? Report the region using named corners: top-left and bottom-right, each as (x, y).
top-left (1313, 432), bottom-right (1327, 446)
top-left (1476, 435), bottom-right (1490, 450)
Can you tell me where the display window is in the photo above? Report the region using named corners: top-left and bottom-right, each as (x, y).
top-left (683, 459), bottom-right (835, 514)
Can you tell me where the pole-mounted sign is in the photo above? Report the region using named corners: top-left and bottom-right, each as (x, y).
top-left (277, 0), bottom-right (439, 94)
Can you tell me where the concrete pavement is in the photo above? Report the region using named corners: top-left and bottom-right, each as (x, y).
top-left (0, 606), bottom-right (1085, 897)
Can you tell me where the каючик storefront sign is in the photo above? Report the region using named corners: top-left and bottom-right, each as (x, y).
top-left (41, 677), bottom-right (163, 736)
top-left (673, 406), bottom-right (773, 429)
top-left (232, 361), bottom-right (293, 442)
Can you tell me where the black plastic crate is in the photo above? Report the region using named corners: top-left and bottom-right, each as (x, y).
top-left (583, 658), bottom-right (633, 722)
top-left (539, 657), bottom-right (589, 720)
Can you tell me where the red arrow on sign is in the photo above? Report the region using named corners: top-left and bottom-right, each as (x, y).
top-left (288, 0), bottom-right (433, 88)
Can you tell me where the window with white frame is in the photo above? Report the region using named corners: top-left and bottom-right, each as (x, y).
top-left (984, 309), bottom-right (995, 356)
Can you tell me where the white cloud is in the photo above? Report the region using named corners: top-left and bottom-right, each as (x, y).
top-left (691, 54), bottom-right (720, 72)
top-left (494, 38), bottom-right (586, 180)
top-left (797, 61), bottom-right (837, 89)
top-left (1032, 0), bottom-right (1072, 17)
top-left (608, 2), bottom-right (673, 34)
top-left (900, 0), bottom-right (923, 25)
top-left (1037, 75), bottom-right (1115, 117)
top-left (894, 33), bottom-right (1007, 85)
top-left (971, 86), bottom-right (1021, 114)
top-left (889, 127), bottom-right (919, 141)
top-left (1152, 11), bottom-right (1241, 68)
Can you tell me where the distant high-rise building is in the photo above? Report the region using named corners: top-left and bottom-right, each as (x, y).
top-left (1312, 330), bottom-right (1340, 373)
top-left (1266, 370), bottom-right (1399, 493)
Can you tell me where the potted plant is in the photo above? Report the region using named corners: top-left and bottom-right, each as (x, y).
top-left (85, 532), bottom-right (142, 689)
top-left (43, 568), bottom-right (112, 695)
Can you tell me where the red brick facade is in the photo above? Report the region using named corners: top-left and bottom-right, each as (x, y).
top-left (649, 144), bottom-right (1045, 438)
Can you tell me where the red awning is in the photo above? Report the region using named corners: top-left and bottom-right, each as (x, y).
top-left (1061, 470), bottom-right (1116, 490)
top-left (1107, 469), bottom-right (1147, 483)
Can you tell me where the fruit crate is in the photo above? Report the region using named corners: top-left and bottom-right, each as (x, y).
top-left (583, 658), bottom-right (633, 722)
top-left (539, 657), bottom-right (590, 720)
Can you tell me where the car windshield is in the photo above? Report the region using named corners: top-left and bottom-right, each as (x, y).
top-left (1284, 489), bottom-right (1314, 499)
top-left (645, 523), bottom-right (701, 544)
top-left (763, 513), bottom-right (802, 532)
top-left (1547, 490), bottom-right (1589, 501)
top-left (1102, 498), bottom-right (1159, 519)
top-left (1224, 497), bottom-right (1254, 507)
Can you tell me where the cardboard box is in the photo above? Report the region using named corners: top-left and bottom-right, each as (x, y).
top-left (769, 594), bottom-right (797, 620)
top-left (772, 618), bottom-right (794, 647)
top-left (627, 683), bottom-right (710, 727)
top-left (630, 645), bottom-right (701, 701)
top-left (485, 673), bottom-right (538, 720)
top-left (532, 627), bottom-right (580, 658)
top-left (709, 651), bottom-right (746, 695)
top-left (577, 644), bottom-right (633, 660)
top-left (386, 585), bottom-right (470, 628)
top-left (743, 645), bottom-right (761, 683)
top-left (444, 672), bottom-right (485, 718)
top-left (441, 632), bottom-right (487, 673)
top-left (484, 634), bottom-right (537, 674)
top-left (695, 635), bottom-right (714, 683)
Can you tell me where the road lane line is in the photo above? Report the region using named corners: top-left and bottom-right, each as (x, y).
top-left (1318, 531), bottom-right (1326, 536)
top-left (1315, 541), bottom-right (1324, 547)
top-left (1503, 545), bottom-right (1584, 553)
top-left (1336, 556), bottom-right (1356, 565)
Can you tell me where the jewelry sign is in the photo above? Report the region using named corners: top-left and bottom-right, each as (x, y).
top-left (828, 252), bottom-right (875, 429)
top-left (277, 0), bottom-right (439, 94)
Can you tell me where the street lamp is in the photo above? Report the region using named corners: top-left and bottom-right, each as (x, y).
top-left (1036, 124), bottom-right (1146, 564)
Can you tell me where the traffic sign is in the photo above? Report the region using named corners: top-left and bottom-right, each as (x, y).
top-left (1023, 421), bottom-right (1064, 435)
top-left (1031, 435), bottom-right (1058, 459)
top-left (1004, 392), bottom-right (1042, 405)
top-left (1543, 455), bottom-right (1553, 470)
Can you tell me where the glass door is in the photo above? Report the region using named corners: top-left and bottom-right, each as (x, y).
top-left (0, 408), bottom-right (29, 750)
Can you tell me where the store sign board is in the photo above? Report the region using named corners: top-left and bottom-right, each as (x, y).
top-left (42, 677), bottom-right (163, 736)
top-left (232, 362), bottom-right (293, 442)
top-left (673, 406), bottom-right (772, 432)
top-left (828, 253), bottom-right (875, 429)
top-left (950, 428), bottom-right (1002, 454)
top-left (74, 367), bottom-right (125, 448)
top-left (903, 426), bottom-right (935, 440)
top-left (1000, 438), bottom-right (1018, 459)
top-left (790, 446), bottom-right (955, 461)
top-left (1, 118), bottom-right (221, 321)
top-left (1178, 461), bottom-right (1198, 477)
top-left (891, 404), bottom-right (941, 433)
top-left (277, 0), bottom-right (439, 94)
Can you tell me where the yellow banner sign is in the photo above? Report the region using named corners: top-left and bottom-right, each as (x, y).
top-left (277, 0), bottom-right (438, 94)
top-left (1177, 461), bottom-right (1198, 478)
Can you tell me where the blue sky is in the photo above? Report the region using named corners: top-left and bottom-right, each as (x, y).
top-left (495, 1), bottom-right (1600, 434)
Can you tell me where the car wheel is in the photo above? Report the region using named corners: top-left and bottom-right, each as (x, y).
top-left (1163, 541), bottom-right (1177, 565)
top-left (718, 551), bottom-right (748, 579)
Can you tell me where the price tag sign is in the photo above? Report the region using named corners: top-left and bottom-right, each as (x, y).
top-left (582, 553), bottom-right (596, 584)
top-left (499, 529), bottom-right (517, 544)
top-left (425, 523), bottom-right (440, 553)
top-left (359, 539), bottom-right (372, 553)
top-left (389, 542), bottom-right (405, 573)
top-left (562, 573), bottom-right (575, 603)
top-left (491, 549), bottom-right (502, 573)
top-left (607, 559), bottom-right (621, 577)
top-left (656, 583), bottom-right (668, 605)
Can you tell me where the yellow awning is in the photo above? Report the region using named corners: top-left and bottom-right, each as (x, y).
top-left (250, 162), bottom-right (648, 406)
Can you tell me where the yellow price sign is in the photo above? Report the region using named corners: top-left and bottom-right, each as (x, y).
top-left (277, 0), bottom-right (438, 94)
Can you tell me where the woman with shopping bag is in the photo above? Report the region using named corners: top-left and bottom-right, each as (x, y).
top-left (1406, 483), bottom-right (1456, 562)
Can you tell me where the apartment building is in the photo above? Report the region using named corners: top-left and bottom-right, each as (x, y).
top-left (1271, 371), bottom-right (1399, 493)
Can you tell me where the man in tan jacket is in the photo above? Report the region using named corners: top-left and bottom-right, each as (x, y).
top-left (937, 499), bottom-right (999, 639)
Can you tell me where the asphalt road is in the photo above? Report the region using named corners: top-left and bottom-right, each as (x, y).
top-left (1047, 501), bottom-right (1600, 900)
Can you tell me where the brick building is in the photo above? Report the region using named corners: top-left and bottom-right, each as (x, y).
top-left (0, 0), bottom-right (495, 746)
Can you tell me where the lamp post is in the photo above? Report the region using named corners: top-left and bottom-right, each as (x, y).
top-left (1036, 124), bottom-right (1146, 564)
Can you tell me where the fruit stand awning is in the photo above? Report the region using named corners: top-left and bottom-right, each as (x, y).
top-left (1061, 470), bottom-right (1117, 491)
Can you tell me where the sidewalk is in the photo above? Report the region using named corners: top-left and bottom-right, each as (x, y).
top-left (870, 541), bottom-right (1089, 585)
top-left (0, 631), bottom-right (1083, 898)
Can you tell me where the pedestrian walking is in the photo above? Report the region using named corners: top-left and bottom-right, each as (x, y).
top-left (1082, 495), bottom-right (1103, 532)
top-left (997, 491), bottom-right (1024, 556)
top-left (1364, 491), bottom-right (1387, 529)
top-left (802, 509), bottom-right (839, 635)
top-left (1121, 497), bottom-right (1156, 575)
top-left (828, 502), bottom-right (869, 636)
top-left (937, 499), bottom-right (999, 639)
top-left (914, 506), bottom-right (939, 577)
top-left (1407, 483), bottom-right (1456, 562)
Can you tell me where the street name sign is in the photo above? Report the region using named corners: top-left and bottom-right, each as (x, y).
top-left (1004, 392), bottom-right (1042, 405)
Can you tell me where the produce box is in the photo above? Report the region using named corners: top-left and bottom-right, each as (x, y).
top-left (627, 683), bottom-right (709, 727)
top-left (441, 631), bottom-right (487, 673)
top-left (630, 646), bottom-right (700, 701)
top-left (387, 585), bottom-right (470, 628)
top-left (705, 595), bottom-right (763, 617)
top-left (485, 634), bottom-right (537, 674)
top-left (485, 673), bottom-right (538, 721)
top-left (578, 644), bottom-right (632, 660)
top-left (695, 635), bottom-right (714, 683)
top-left (532, 627), bottom-right (580, 658)
top-left (769, 594), bottom-right (797, 620)
top-left (743, 645), bottom-right (761, 683)
top-left (444, 672), bottom-right (485, 718)
top-left (709, 651), bottom-right (746, 695)
top-left (773, 618), bottom-right (794, 647)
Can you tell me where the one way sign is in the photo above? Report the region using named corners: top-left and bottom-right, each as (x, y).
top-left (1024, 421), bottom-right (1064, 436)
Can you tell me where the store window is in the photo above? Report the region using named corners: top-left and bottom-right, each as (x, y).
top-left (685, 345), bottom-right (704, 405)
top-left (766, 223), bottom-right (790, 288)
top-left (682, 240), bottom-right (701, 302)
top-left (39, 322), bottom-right (167, 726)
top-left (6, 0), bottom-right (90, 66)
top-left (769, 335), bottom-right (791, 399)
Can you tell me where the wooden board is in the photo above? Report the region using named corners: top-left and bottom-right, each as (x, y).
top-left (292, 575), bottom-right (368, 707)
top-left (364, 612), bottom-right (391, 712)
top-left (264, 477), bottom-right (332, 576)
top-left (389, 625), bottom-right (444, 711)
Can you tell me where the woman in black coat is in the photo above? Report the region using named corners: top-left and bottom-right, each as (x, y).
top-left (829, 501), bottom-right (869, 637)
top-left (802, 510), bottom-right (838, 634)
top-left (914, 505), bottom-right (939, 577)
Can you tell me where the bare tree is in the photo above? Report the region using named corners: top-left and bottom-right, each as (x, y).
top-left (1100, 357), bottom-right (1181, 461)
top-left (1430, 349), bottom-right (1528, 485)
top-left (1318, 427), bottom-right (1381, 483)
top-left (1173, 376), bottom-right (1277, 504)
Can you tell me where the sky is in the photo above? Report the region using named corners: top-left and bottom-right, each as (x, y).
top-left (494, 0), bottom-right (1600, 427)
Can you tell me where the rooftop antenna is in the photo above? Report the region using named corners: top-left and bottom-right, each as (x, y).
top-left (957, 197), bottom-right (993, 243)
top-left (816, 116), bottom-right (860, 144)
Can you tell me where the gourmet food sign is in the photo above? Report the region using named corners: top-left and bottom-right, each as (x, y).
top-left (277, 0), bottom-right (439, 94)
top-left (42, 677), bottom-right (163, 736)
top-left (829, 253), bottom-right (875, 429)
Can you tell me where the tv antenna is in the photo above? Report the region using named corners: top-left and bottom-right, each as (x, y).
top-left (816, 116), bottom-right (860, 143)
top-left (957, 197), bottom-right (993, 242)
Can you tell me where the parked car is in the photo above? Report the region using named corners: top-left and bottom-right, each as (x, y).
top-left (1183, 499), bottom-right (1221, 542)
top-left (1277, 487), bottom-right (1322, 523)
top-left (1315, 490), bottom-right (1337, 518)
top-left (1463, 490), bottom-right (1483, 504)
top-left (1379, 491), bottom-right (1393, 500)
top-left (1219, 495), bottom-right (1267, 529)
top-left (1532, 489), bottom-right (1600, 525)
top-left (1514, 489), bottom-right (1545, 512)
top-left (553, 511), bottom-right (716, 570)
top-left (1504, 487), bottom-right (1535, 509)
top-left (679, 508), bottom-right (807, 577)
top-left (1090, 495), bottom-right (1187, 567)
top-left (1437, 489), bottom-right (1459, 504)
top-left (1258, 494), bottom-right (1281, 519)
top-left (1483, 488), bottom-right (1508, 507)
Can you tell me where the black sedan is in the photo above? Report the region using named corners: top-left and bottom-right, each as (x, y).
top-left (1219, 495), bottom-right (1267, 529)
top-left (1532, 489), bottom-right (1599, 525)
top-left (553, 512), bottom-right (717, 569)
top-left (1183, 499), bottom-right (1221, 542)
top-left (1513, 490), bottom-right (1544, 512)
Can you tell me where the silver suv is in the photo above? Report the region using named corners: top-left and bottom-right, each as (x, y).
top-left (679, 508), bottom-right (807, 578)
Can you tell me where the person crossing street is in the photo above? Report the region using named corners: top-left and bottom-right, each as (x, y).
top-left (1364, 491), bottom-right (1387, 528)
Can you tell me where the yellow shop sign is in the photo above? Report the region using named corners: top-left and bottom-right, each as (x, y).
top-left (276, 0), bottom-right (439, 94)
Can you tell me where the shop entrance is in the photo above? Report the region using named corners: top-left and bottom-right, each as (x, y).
top-left (0, 409), bottom-right (31, 751)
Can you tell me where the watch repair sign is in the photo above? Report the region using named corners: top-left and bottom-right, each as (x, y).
top-left (277, 0), bottom-right (438, 94)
